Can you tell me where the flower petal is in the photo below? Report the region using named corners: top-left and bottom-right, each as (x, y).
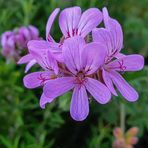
top-left (43, 77), bottom-right (75, 98)
top-left (23, 71), bottom-right (53, 89)
top-left (78, 8), bottom-right (102, 37)
top-left (28, 39), bottom-right (61, 56)
top-left (102, 69), bottom-right (117, 96)
top-left (85, 78), bottom-right (111, 104)
top-left (19, 26), bottom-right (32, 41)
top-left (2, 34), bottom-right (15, 57)
top-left (115, 53), bottom-right (126, 59)
top-left (70, 85), bottom-right (89, 121)
top-left (17, 54), bottom-right (33, 64)
top-left (46, 8), bottom-right (60, 41)
top-left (25, 59), bottom-right (37, 73)
top-left (47, 42), bottom-right (63, 62)
top-left (92, 28), bottom-right (114, 56)
top-left (1, 31), bottom-right (13, 47)
top-left (28, 40), bottom-right (59, 74)
top-left (102, 7), bottom-right (123, 53)
top-left (28, 25), bottom-right (39, 39)
top-left (32, 50), bottom-right (58, 74)
top-left (59, 7), bottom-right (81, 38)
top-left (27, 40), bottom-right (51, 53)
top-left (109, 71), bottom-right (138, 101)
top-left (82, 42), bottom-right (107, 75)
top-left (63, 36), bottom-right (86, 74)
top-left (40, 93), bottom-right (55, 109)
top-left (106, 54), bottom-right (144, 72)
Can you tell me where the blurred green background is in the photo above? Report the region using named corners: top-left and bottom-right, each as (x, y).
top-left (0, 0), bottom-right (148, 147)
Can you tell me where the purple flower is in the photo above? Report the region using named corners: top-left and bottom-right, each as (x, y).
top-left (58, 6), bottom-right (102, 38)
top-left (18, 7), bottom-right (103, 73)
top-left (19, 6), bottom-right (144, 121)
top-left (17, 53), bottom-right (37, 73)
top-left (1, 31), bottom-right (17, 60)
top-left (22, 41), bottom-right (60, 105)
top-left (92, 7), bottom-right (144, 101)
top-left (24, 37), bottom-right (111, 121)
top-left (1, 25), bottom-right (40, 62)
top-left (18, 9), bottom-right (60, 72)
top-left (17, 25), bottom-right (39, 48)
top-left (15, 25), bottom-right (40, 70)
top-left (46, 7), bottom-right (102, 41)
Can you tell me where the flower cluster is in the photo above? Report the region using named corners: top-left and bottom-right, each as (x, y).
top-left (113, 127), bottom-right (139, 148)
top-left (19, 7), bottom-right (144, 121)
top-left (1, 25), bottom-right (39, 62)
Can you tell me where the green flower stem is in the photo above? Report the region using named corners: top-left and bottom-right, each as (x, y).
top-left (120, 102), bottom-right (125, 133)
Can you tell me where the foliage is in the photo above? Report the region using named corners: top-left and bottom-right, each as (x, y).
top-left (0, 0), bottom-right (148, 147)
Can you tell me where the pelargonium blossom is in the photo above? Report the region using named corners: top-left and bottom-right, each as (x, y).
top-left (1, 25), bottom-right (39, 62)
top-left (92, 7), bottom-right (144, 101)
top-left (18, 6), bottom-right (103, 73)
top-left (24, 36), bottom-right (111, 121)
top-left (16, 25), bottom-right (39, 49)
top-left (20, 6), bottom-right (144, 121)
top-left (47, 6), bottom-right (102, 44)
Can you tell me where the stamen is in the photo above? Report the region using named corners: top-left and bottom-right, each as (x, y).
top-left (74, 72), bottom-right (87, 85)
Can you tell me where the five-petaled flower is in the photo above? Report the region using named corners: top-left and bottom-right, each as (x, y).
top-left (19, 6), bottom-right (144, 121)
top-left (43, 37), bottom-right (111, 121)
top-left (92, 7), bottom-right (144, 101)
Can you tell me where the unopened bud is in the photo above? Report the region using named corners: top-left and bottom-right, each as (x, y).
top-left (126, 127), bottom-right (139, 137)
top-left (113, 127), bottom-right (123, 138)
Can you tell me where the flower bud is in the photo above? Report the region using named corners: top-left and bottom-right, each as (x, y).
top-left (113, 127), bottom-right (123, 138)
top-left (126, 127), bottom-right (139, 137)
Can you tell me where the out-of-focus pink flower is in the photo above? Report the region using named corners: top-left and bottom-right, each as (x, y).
top-left (18, 25), bottom-right (39, 48)
top-left (112, 127), bottom-right (139, 148)
top-left (1, 25), bottom-right (40, 62)
top-left (1, 31), bottom-right (17, 60)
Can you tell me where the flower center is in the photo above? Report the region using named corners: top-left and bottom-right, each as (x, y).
top-left (75, 71), bottom-right (86, 85)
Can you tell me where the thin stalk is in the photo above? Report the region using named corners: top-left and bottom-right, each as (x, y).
top-left (120, 102), bottom-right (125, 133)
